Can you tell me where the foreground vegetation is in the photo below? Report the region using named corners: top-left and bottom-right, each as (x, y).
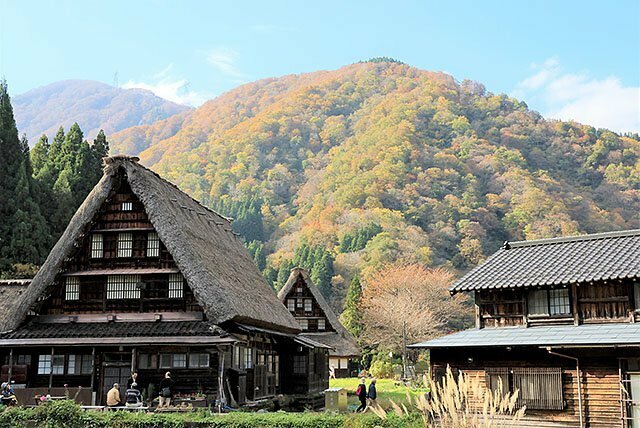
top-left (0, 400), bottom-right (422, 428)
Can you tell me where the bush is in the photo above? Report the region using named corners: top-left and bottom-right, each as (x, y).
top-left (0, 403), bottom-right (423, 428)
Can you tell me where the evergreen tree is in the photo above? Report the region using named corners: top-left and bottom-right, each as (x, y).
top-left (340, 274), bottom-right (364, 337)
top-left (0, 80), bottom-right (30, 269)
top-left (31, 134), bottom-right (50, 177)
top-left (276, 259), bottom-right (293, 290)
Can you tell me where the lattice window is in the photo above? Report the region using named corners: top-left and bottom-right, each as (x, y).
top-left (298, 318), bottom-right (308, 330)
top-left (296, 299), bottom-right (303, 308)
top-left (287, 299), bottom-right (295, 311)
top-left (106, 275), bottom-right (141, 299)
top-left (90, 234), bottom-right (103, 258)
top-left (173, 353), bottom-right (187, 368)
top-left (52, 355), bottom-right (64, 375)
top-left (318, 318), bottom-right (326, 331)
top-left (512, 367), bottom-right (564, 410)
top-left (122, 202), bottom-right (133, 211)
top-left (146, 232), bottom-right (160, 257)
top-left (486, 367), bottom-right (510, 395)
top-left (168, 273), bottom-right (183, 298)
top-left (117, 233), bottom-right (133, 257)
top-left (549, 289), bottom-right (570, 315)
top-left (245, 347), bottom-right (253, 369)
top-left (634, 283), bottom-right (640, 311)
top-left (189, 353), bottom-right (209, 368)
top-left (65, 277), bottom-right (80, 301)
top-left (293, 355), bottom-right (307, 375)
top-left (304, 299), bottom-right (312, 312)
top-left (527, 290), bottom-right (549, 315)
top-left (37, 355), bottom-right (51, 375)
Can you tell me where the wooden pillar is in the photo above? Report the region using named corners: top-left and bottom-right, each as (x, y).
top-left (7, 348), bottom-right (13, 384)
top-left (90, 347), bottom-right (96, 405)
top-left (48, 347), bottom-right (54, 392)
top-left (572, 284), bottom-right (580, 326)
top-left (131, 347), bottom-right (136, 372)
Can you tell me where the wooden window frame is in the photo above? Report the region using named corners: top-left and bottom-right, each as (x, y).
top-left (293, 355), bottom-right (307, 375)
top-left (528, 288), bottom-right (571, 317)
top-left (117, 232), bottom-right (133, 257)
top-left (317, 318), bottom-right (326, 331)
top-left (189, 353), bottom-right (210, 368)
top-left (298, 318), bottom-right (308, 330)
top-left (90, 233), bottom-right (103, 258)
top-left (168, 273), bottom-right (184, 299)
top-left (287, 299), bottom-right (295, 311)
top-left (106, 275), bottom-right (141, 300)
top-left (304, 299), bottom-right (312, 312)
top-left (146, 232), bottom-right (160, 257)
top-left (486, 367), bottom-right (564, 410)
top-left (65, 277), bottom-right (80, 301)
top-left (121, 202), bottom-right (133, 211)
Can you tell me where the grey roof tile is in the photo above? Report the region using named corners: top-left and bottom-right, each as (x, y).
top-left (410, 323), bottom-right (640, 348)
top-left (450, 230), bottom-right (640, 293)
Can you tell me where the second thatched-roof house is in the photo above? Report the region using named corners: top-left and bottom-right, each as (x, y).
top-left (278, 268), bottom-right (361, 378)
top-left (0, 155), bottom-right (328, 408)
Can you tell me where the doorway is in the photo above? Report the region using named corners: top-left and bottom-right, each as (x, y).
top-left (101, 365), bottom-right (130, 405)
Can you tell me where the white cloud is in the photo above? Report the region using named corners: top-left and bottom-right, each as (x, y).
top-left (206, 47), bottom-right (246, 80)
top-left (512, 58), bottom-right (639, 133)
top-left (122, 64), bottom-right (212, 107)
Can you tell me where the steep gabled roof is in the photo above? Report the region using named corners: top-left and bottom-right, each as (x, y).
top-left (449, 229), bottom-right (640, 294)
top-left (3, 156), bottom-right (299, 333)
top-left (277, 268), bottom-right (360, 357)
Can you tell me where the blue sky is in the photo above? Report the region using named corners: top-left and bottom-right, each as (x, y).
top-left (1, 0), bottom-right (638, 132)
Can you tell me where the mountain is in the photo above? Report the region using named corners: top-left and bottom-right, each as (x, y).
top-left (13, 80), bottom-right (191, 143)
top-left (111, 61), bottom-right (639, 307)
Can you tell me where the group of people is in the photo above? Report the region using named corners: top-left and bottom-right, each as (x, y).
top-left (106, 371), bottom-right (175, 409)
top-left (355, 378), bottom-right (377, 412)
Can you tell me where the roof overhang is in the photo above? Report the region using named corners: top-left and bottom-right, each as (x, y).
top-left (0, 335), bottom-right (238, 347)
top-left (410, 323), bottom-right (640, 349)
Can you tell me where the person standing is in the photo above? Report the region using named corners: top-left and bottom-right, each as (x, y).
top-left (367, 378), bottom-right (378, 408)
top-left (106, 383), bottom-right (121, 408)
top-left (355, 378), bottom-right (367, 412)
top-left (158, 371), bottom-right (175, 407)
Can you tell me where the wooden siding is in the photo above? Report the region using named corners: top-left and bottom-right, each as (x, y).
top-left (282, 276), bottom-right (333, 333)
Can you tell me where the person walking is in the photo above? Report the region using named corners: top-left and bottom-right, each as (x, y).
top-left (106, 383), bottom-right (121, 409)
top-left (355, 378), bottom-right (367, 412)
top-left (158, 371), bottom-right (175, 407)
top-left (367, 378), bottom-right (378, 408)
top-left (125, 382), bottom-right (143, 408)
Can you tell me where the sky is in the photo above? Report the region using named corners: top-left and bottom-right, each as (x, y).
top-left (1, 0), bottom-right (639, 133)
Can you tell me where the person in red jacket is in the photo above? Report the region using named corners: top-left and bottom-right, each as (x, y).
top-left (355, 378), bottom-right (367, 412)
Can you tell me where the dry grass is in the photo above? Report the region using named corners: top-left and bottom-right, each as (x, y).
top-left (370, 367), bottom-right (526, 428)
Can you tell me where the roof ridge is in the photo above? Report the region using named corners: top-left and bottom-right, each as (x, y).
top-left (507, 229), bottom-right (640, 248)
top-left (104, 155), bottom-right (233, 224)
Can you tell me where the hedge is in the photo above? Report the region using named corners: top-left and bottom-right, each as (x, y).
top-left (0, 400), bottom-right (423, 428)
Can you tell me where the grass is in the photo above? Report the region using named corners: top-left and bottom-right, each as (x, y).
top-left (330, 377), bottom-right (429, 409)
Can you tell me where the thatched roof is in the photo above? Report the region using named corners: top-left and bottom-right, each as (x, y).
top-left (0, 280), bottom-right (31, 324)
top-left (277, 268), bottom-right (360, 357)
top-left (3, 155), bottom-right (299, 333)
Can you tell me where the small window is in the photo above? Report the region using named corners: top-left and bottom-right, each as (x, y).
top-left (634, 283), bottom-right (640, 312)
top-left (304, 299), bottom-right (312, 312)
top-left (67, 355), bottom-right (92, 375)
top-left (296, 286), bottom-right (303, 293)
top-left (318, 318), bottom-right (326, 331)
top-left (296, 299), bottom-right (303, 308)
top-left (107, 275), bottom-right (141, 299)
top-left (293, 355), bottom-right (307, 375)
top-left (159, 353), bottom-right (187, 368)
top-left (117, 232), bottom-right (133, 257)
top-left (233, 346), bottom-right (241, 368)
top-left (189, 353), bottom-right (210, 368)
top-left (146, 232), bottom-right (160, 257)
top-left (68, 354), bottom-right (76, 374)
top-left (298, 319), bottom-right (308, 330)
top-left (138, 354), bottom-right (156, 369)
top-left (549, 289), bottom-right (571, 315)
top-left (245, 347), bottom-right (253, 369)
top-left (91, 234), bottom-right (103, 258)
top-left (65, 277), bottom-right (80, 301)
top-left (168, 274), bottom-right (183, 298)
top-left (52, 355), bottom-right (64, 375)
top-left (339, 358), bottom-right (349, 369)
top-left (528, 290), bottom-right (549, 315)
top-left (37, 355), bottom-right (51, 375)
top-left (81, 355), bottom-right (93, 375)
top-left (122, 202), bottom-right (133, 211)
top-left (287, 299), bottom-right (295, 311)
top-left (16, 355), bottom-right (31, 365)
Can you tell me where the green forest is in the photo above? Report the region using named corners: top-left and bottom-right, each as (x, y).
top-left (112, 61), bottom-right (639, 312)
top-left (0, 80), bottom-right (109, 278)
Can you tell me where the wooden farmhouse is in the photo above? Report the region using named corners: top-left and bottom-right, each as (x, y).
top-left (278, 268), bottom-right (360, 378)
top-left (0, 155), bottom-right (329, 408)
top-left (411, 230), bottom-right (640, 427)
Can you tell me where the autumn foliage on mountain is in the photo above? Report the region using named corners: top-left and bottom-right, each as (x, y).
top-left (112, 61), bottom-right (639, 309)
